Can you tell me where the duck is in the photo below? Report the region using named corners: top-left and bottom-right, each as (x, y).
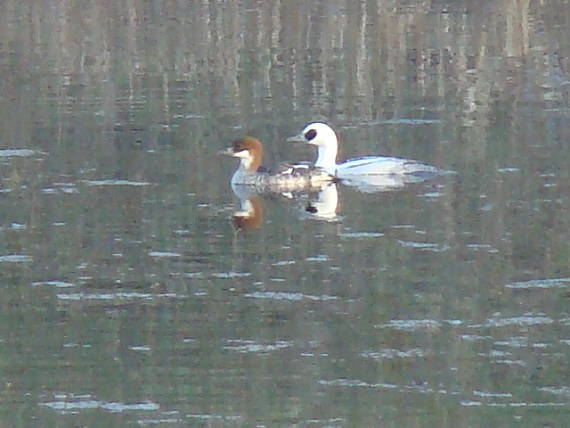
top-left (287, 122), bottom-right (441, 180)
top-left (219, 136), bottom-right (334, 191)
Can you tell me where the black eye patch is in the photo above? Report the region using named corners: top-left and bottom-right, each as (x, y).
top-left (304, 129), bottom-right (317, 141)
top-left (305, 203), bottom-right (317, 213)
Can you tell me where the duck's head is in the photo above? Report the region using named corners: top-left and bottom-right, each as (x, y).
top-left (219, 137), bottom-right (263, 172)
top-left (287, 122), bottom-right (338, 170)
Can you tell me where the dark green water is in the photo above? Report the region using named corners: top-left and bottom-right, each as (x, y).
top-left (1, 1), bottom-right (570, 426)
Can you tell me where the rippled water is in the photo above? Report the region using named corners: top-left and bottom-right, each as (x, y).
top-left (1, 0), bottom-right (570, 426)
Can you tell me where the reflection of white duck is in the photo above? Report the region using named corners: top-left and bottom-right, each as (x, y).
top-left (287, 123), bottom-right (441, 189)
top-left (219, 137), bottom-right (333, 191)
top-left (303, 182), bottom-right (339, 221)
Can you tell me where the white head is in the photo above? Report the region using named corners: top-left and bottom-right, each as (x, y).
top-left (287, 122), bottom-right (338, 171)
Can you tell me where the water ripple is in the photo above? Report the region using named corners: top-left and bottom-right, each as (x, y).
top-left (0, 223), bottom-right (27, 231)
top-left (379, 319), bottom-right (442, 331)
top-left (0, 149), bottom-right (40, 157)
top-left (493, 337), bottom-right (528, 348)
top-left (340, 232), bottom-right (384, 239)
top-left (57, 292), bottom-right (179, 301)
top-left (83, 179), bottom-right (150, 186)
top-left (223, 339), bottom-right (291, 353)
top-left (244, 291), bottom-right (338, 301)
top-left (473, 390), bottom-right (513, 398)
top-left (461, 401), bottom-right (566, 408)
top-left (0, 254), bottom-right (33, 263)
top-left (505, 278), bottom-right (570, 289)
top-left (306, 255), bottom-right (330, 262)
top-left (186, 414), bottom-right (241, 421)
top-left (211, 272), bottom-right (251, 279)
top-left (361, 348), bottom-right (428, 359)
top-left (32, 280), bottom-right (76, 288)
top-left (271, 260), bottom-right (296, 266)
top-left (138, 418), bottom-right (182, 425)
top-left (148, 251), bottom-right (182, 258)
top-left (397, 241), bottom-right (449, 252)
top-left (41, 394), bottom-right (159, 413)
top-left (538, 386), bottom-right (570, 397)
top-left (470, 314), bottom-right (554, 328)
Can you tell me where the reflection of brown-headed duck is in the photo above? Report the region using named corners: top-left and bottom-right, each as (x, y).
top-left (288, 122), bottom-right (441, 179)
top-left (219, 137), bottom-right (333, 192)
top-left (232, 194), bottom-right (264, 231)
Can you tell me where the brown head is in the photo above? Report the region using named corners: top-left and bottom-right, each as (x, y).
top-left (220, 137), bottom-right (263, 172)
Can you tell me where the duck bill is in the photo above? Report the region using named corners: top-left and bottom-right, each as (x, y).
top-left (286, 133), bottom-right (306, 143)
top-left (217, 147), bottom-right (236, 157)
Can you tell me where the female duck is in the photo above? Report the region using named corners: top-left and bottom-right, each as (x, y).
top-left (219, 136), bottom-right (333, 191)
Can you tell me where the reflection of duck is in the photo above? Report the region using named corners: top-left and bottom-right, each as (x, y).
top-left (303, 182), bottom-right (339, 221)
top-left (230, 184), bottom-right (264, 230)
top-left (229, 179), bottom-right (339, 228)
top-left (287, 123), bottom-right (441, 191)
top-left (219, 137), bottom-right (333, 191)
top-left (338, 173), bottom-right (435, 193)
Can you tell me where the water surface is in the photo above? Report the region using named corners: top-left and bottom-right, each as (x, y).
top-left (1, 1), bottom-right (570, 426)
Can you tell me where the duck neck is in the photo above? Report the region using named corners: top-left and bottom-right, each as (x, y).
top-left (231, 161), bottom-right (254, 184)
top-left (315, 145), bottom-right (337, 172)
